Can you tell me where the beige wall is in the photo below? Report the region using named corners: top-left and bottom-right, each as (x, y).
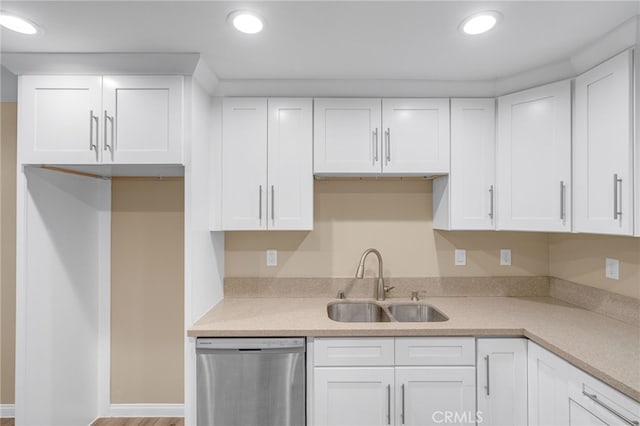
top-left (549, 233), bottom-right (640, 299)
top-left (226, 180), bottom-right (550, 278)
top-left (0, 103), bottom-right (16, 405)
top-left (111, 179), bottom-right (184, 404)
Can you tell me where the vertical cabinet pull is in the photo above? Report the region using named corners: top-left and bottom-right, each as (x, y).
top-left (386, 384), bottom-right (391, 425)
top-left (104, 110), bottom-right (114, 159)
top-left (258, 185), bottom-right (263, 223)
top-left (373, 128), bottom-right (379, 163)
top-left (560, 181), bottom-right (566, 220)
top-left (582, 391), bottom-right (639, 426)
top-left (613, 174), bottom-right (623, 220)
top-left (401, 383), bottom-right (405, 424)
top-left (385, 128), bottom-right (391, 163)
top-left (488, 185), bottom-right (494, 219)
top-left (485, 355), bottom-right (490, 396)
top-left (89, 110), bottom-right (98, 151)
top-left (271, 185), bottom-right (275, 224)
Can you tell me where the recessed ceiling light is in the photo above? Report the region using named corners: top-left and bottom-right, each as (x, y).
top-left (228, 10), bottom-right (264, 34)
top-left (460, 11), bottom-right (501, 35)
top-left (0, 11), bottom-right (38, 35)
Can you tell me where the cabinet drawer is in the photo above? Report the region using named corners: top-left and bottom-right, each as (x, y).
top-left (314, 337), bottom-right (394, 366)
top-left (395, 337), bottom-right (475, 366)
top-left (568, 365), bottom-right (640, 425)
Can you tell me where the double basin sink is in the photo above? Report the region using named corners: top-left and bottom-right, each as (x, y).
top-left (328, 301), bottom-right (448, 323)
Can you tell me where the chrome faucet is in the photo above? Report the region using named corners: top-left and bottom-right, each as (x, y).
top-left (355, 248), bottom-right (393, 301)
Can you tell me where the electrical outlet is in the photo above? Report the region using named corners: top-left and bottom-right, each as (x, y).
top-left (500, 249), bottom-right (512, 266)
top-left (454, 249), bottom-right (466, 266)
top-left (266, 249), bottom-right (278, 267)
top-left (605, 257), bottom-right (619, 280)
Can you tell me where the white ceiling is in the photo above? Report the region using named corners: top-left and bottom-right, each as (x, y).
top-left (0, 1), bottom-right (639, 82)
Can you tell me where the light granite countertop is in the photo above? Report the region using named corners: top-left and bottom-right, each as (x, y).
top-left (188, 296), bottom-right (640, 401)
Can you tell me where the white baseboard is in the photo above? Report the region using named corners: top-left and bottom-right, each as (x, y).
top-left (0, 404), bottom-right (15, 418)
top-left (110, 404), bottom-right (184, 417)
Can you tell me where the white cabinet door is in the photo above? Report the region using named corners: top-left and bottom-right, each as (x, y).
top-left (313, 98), bottom-right (382, 175)
top-left (574, 50), bottom-right (634, 235)
top-left (434, 99), bottom-right (495, 230)
top-left (528, 341), bottom-right (570, 426)
top-left (314, 367), bottom-right (394, 426)
top-left (381, 99), bottom-right (450, 175)
top-left (221, 98), bottom-right (268, 230)
top-left (396, 367), bottom-right (476, 426)
top-left (19, 75), bottom-right (103, 164)
top-left (477, 338), bottom-right (527, 426)
top-left (267, 98), bottom-right (313, 230)
top-left (497, 80), bottom-right (571, 232)
top-left (102, 75), bottom-right (183, 164)
top-left (568, 362), bottom-right (640, 426)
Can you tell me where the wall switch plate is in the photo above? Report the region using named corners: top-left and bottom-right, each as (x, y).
top-left (266, 249), bottom-right (278, 267)
top-left (605, 257), bottom-right (619, 280)
top-left (500, 249), bottom-right (512, 266)
top-left (454, 249), bottom-right (466, 266)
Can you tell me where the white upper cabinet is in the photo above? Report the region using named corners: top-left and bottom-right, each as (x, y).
top-left (433, 99), bottom-right (496, 230)
top-left (574, 50), bottom-right (634, 236)
top-left (222, 98), bottom-right (313, 231)
top-left (222, 98), bottom-right (268, 230)
top-left (497, 80), bottom-right (572, 232)
top-left (101, 76), bottom-right (183, 164)
top-left (19, 76), bottom-right (103, 164)
top-left (381, 99), bottom-right (450, 174)
top-left (313, 98), bottom-right (449, 176)
top-left (19, 75), bottom-right (183, 165)
top-left (267, 98), bottom-right (313, 230)
top-left (314, 98), bottom-right (382, 175)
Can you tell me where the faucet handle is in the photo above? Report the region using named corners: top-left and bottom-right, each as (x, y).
top-left (411, 291), bottom-right (419, 301)
top-left (337, 290), bottom-right (346, 300)
top-left (384, 285), bottom-right (395, 293)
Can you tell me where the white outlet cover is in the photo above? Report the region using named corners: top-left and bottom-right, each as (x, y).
top-left (605, 257), bottom-right (619, 280)
top-left (454, 249), bottom-right (466, 266)
top-left (500, 249), bottom-right (512, 266)
top-left (266, 249), bottom-right (278, 267)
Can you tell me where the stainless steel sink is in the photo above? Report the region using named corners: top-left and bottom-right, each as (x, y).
top-left (388, 303), bottom-right (448, 322)
top-left (327, 302), bottom-right (391, 322)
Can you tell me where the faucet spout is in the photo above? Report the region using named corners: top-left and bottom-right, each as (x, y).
top-left (354, 248), bottom-right (386, 301)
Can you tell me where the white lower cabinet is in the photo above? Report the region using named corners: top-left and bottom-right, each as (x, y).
top-left (314, 367), bottom-right (395, 426)
top-left (477, 338), bottom-right (528, 426)
top-left (528, 341), bottom-right (570, 426)
top-left (395, 367), bottom-right (476, 426)
top-left (311, 337), bottom-right (476, 426)
top-left (568, 363), bottom-right (640, 426)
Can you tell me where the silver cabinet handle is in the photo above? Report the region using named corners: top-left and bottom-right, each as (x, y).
top-left (373, 128), bottom-right (379, 163)
top-left (271, 185), bottom-right (275, 224)
top-left (258, 185), bottom-right (263, 223)
top-left (614, 174), bottom-right (623, 220)
top-left (386, 384), bottom-right (391, 425)
top-left (385, 128), bottom-right (391, 163)
top-left (560, 181), bottom-right (566, 220)
top-left (582, 391), bottom-right (639, 426)
top-left (89, 110), bottom-right (98, 151)
top-left (485, 355), bottom-right (490, 396)
top-left (488, 185), bottom-right (494, 219)
top-left (104, 110), bottom-right (114, 158)
top-left (401, 383), bottom-right (405, 424)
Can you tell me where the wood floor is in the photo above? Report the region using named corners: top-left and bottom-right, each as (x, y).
top-left (1, 417), bottom-right (183, 426)
top-left (92, 419), bottom-right (184, 426)
top-left (0, 417), bottom-right (184, 426)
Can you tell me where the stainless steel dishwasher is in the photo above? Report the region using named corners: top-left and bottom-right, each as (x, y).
top-left (196, 337), bottom-right (306, 426)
